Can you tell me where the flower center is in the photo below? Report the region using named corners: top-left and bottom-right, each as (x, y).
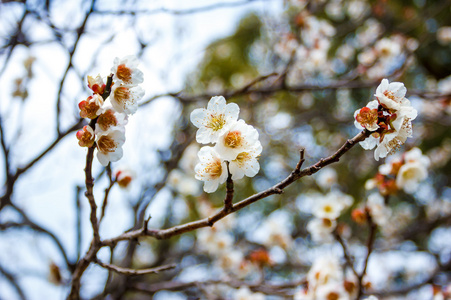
top-left (97, 135), bottom-right (117, 153)
top-left (383, 90), bottom-right (397, 102)
top-left (207, 114), bottom-right (226, 131)
top-left (114, 86), bottom-right (131, 108)
top-left (234, 152), bottom-right (250, 165)
top-left (204, 159), bottom-right (222, 179)
top-left (97, 109), bottom-right (118, 131)
top-left (323, 205), bottom-right (333, 214)
top-left (327, 292), bottom-right (339, 300)
top-left (322, 218), bottom-right (333, 227)
top-left (402, 168), bottom-right (418, 180)
top-left (224, 131), bottom-right (243, 148)
top-left (116, 64), bottom-right (132, 84)
top-left (356, 107), bottom-right (378, 129)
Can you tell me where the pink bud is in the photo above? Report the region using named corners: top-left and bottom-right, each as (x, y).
top-left (76, 125), bottom-right (95, 147)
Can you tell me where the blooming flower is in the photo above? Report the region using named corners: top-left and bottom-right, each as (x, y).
top-left (374, 79), bottom-right (407, 112)
top-left (194, 146), bottom-right (228, 193)
top-left (228, 142), bottom-right (262, 180)
top-left (307, 255), bottom-right (343, 288)
top-left (96, 129), bottom-right (126, 166)
top-left (357, 79), bottom-right (417, 160)
top-left (76, 125), bottom-right (95, 147)
top-left (111, 55), bottom-right (144, 86)
top-left (234, 286), bottom-right (265, 300)
top-left (79, 94), bottom-right (104, 119)
top-left (354, 100), bottom-right (379, 131)
top-left (366, 193), bottom-right (391, 226)
top-left (306, 217), bottom-right (336, 243)
top-left (190, 96), bottom-right (240, 144)
top-left (311, 190), bottom-right (353, 220)
top-left (95, 106), bottom-right (128, 133)
top-left (109, 82), bottom-right (144, 115)
top-left (215, 119), bottom-right (260, 161)
top-left (316, 168), bottom-right (338, 190)
top-left (396, 148), bottom-right (430, 193)
top-left (373, 119), bottom-right (412, 160)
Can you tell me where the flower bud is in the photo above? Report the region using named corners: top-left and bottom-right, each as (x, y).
top-left (76, 125), bottom-right (95, 147)
top-left (87, 74), bottom-right (106, 95)
top-left (116, 169), bottom-right (133, 188)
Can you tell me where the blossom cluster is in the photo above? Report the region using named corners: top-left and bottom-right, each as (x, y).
top-left (190, 96), bottom-right (262, 193)
top-left (306, 190), bottom-right (353, 243)
top-left (294, 255), bottom-right (360, 300)
top-left (355, 78), bottom-right (417, 161)
top-left (76, 56), bottom-right (144, 166)
top-left (365, 147), bottom-right (430, 195)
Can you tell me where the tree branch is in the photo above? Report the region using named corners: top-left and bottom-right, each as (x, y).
top-left (102, 130), bottom-right (369, 245)
top-left (94, 259), bottom-right (176, 276)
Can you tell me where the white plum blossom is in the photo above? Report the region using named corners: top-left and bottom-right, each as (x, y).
top-left (311, 190), bottom-right (353, 220)
top-left (190, 96), bottom-right (261, 191)
top-left (354, 100), bottom-right (379, 131)
top-left (396, 147), bottom-right (430, 193)
top-left (306, 217), bottom-right (336, 243)
top-left (396, 162), bottom-right (428, 194)
top-left (109, 82), bottom-right (144, 115)
top-left (234, 286), bottom-right (265, 300)
top-left (190, 96), bottom-right (240, 144)
top-left (228, 142), bottom-right (262, 180)
top-left (111, 55), bottom-right (144, 86)
top-left (373, 116), bottom-right (414, 161)
top-left (194, 146), bottom-right (228, 193)
top-left (95, 106), bottom-right (128, 133)
top-left (307, 255), bottom-right (343, 288)
top-left (315, 282), bottom-right (349, 300)
top-left (215, 119), bottom-right (260, 161)
top-left (96, 128), bottom-right (126, 166)
top-left (78, 55), bottom-right (144, 167)
top-left (316, 168), bottom-right (338, 190)
top-left (167, 169), bottom-right (201, 196)
top-left (374, 79), bottom-right (407, 112)
top-left (366, 193), bottom-right (391, 226)
top-left (356, 79), bottom-right (418, 161)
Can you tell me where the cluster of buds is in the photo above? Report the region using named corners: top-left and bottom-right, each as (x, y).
top-left (365, 147), bottom-right (430, 195)
top-left (190, 96), bottom-right (262, 193)
top-left (355, 78), bottom-right (417, 161)
top-left (76, 56), bottom-right (144, 166)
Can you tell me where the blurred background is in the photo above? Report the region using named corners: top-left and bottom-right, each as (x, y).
top-left (0, 0), bottom-right (451, 299)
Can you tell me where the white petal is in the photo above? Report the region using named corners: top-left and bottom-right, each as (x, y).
top-left (207, 96), bottom-right (226, 113)
top-left (224, 102), bottom-right (240, 121)
top-left (244, 159), bottom-right (260, 178)
top-left (190, 108), bottom-right (207, 128)
top-left (196, 127), bottom-right (213, 144)
top-left (229, 161), bottom-right (245, 180)
top-left (203, 180), bottom-right (219, 193)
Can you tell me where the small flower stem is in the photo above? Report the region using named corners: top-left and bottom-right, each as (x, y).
top-left (334, 230), bottom-right (359, 280)
top-left (357, 212), bottom-right (377, 299)
top-left (102, 74), bottom-right (114, 99)
top-left (100, 165), bottom-right (115, 223)
top-left (224, 162), bottom-right (234, 213)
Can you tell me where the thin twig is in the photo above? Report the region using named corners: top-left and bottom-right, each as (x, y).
top-left (100, 165), bottom-right (115, 222)
top-left (357, 212), bottom-right (377, 299)
top-left (334, 230), bottom-right (359, 280)
top-left (94, 259), bottom-right (176, 276)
